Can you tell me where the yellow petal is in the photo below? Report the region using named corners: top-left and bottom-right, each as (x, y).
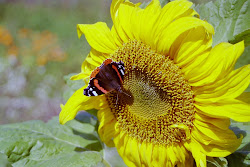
top-left (185, 141), bottom-right (206, 167)
top-left (71, 48), bottom-right (107, 82)
top-left (157, 145), bottom-right (169, 166)
top-left (115, 3), bottom-right (138, 43)
top-left (113, 131), bottom-right (190, 166)
top-left (110, 0), bottom-right (138, 21)
top-left (153, 0), bottom-right (198, 47)
top-left (138, 0), bottom-right (161, 45)
top-left (193, 119), bottom-right (241, 146)
top-left (186, 41), bottom-right (245, 86)
top-left (114, 132), bottom-right (139, 167)
top-left (169, 26), bottom-right (212, 70)
top-left (77, 22), bottom-right (117, 54)
top-left (59, 86), bottom-right (107, 124)
top-left (195, 99), bottom-right (250, 122)
top-left (174, 142), bottom-right (194, 167)
top-left (195, 64), bottom-right (250, 101)
top-left (195, 112), bottom-right (230, 130)
top-left (112, 0), bottom-right (161, 46)
top-left (110, 26), bottom-right (123, 46)
top-left (81, 48), bottom-right (107, 72)
top-left (127, 6), bottom-right (143, 41)
top-left (123, 137), bottom-right (141, 166)
top-left (151, 144), bottom-right (159, 166)
top-left (85, 50), bottom-right (106, 65)
top-left (110, 0), bottom-right (124, 21)
top-left (70, 72), bottom-right (89, 83)
top-left (157, 17), bottom-right (214, 55)
top-left (139, 141), bottom-right (153, 166)
top-left (97, 108), bottom-right (116, 147)
top-left (172, 145), bottom-right (188, 165)
top-left (151, 144), bottom-right (173, 166)
top-left (165, 146), bottom-right (175, 165)
top-left (111, 0), bottom-right (140, 45)
top-left (191, 126), bottom-right (242, 157)
top-left (113, 126), bottom-right (126, 150)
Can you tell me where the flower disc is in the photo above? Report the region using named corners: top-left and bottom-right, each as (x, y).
top-left (107, 40), bottom-right (195, 145)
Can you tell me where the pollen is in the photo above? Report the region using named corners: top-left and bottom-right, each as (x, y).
top-left (107, 40), bottom-right (195, 145)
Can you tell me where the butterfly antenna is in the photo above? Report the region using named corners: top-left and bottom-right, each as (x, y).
top-left (115, 93), bottom-right (119, 107)
top-left (122, 91), bottom-right (131, 97)
top-left (117, 87), bottom-right (131, 98)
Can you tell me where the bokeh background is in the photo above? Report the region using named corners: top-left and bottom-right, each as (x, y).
top-left (0, 0), bottom-right (115, 124)
top-left (0, 0), bottom-right (220, 124)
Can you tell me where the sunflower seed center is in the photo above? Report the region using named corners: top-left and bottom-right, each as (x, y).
top-left (107, 40), bottom-right (195, 145)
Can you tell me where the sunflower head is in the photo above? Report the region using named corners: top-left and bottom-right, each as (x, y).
top-left (106, 40), bottom-right (195, 146)
top-left (59, 0), bottom-right (250, 166)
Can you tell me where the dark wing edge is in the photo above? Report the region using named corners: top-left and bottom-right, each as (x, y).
top-left (112, 61), bottom-right (125, 79)
top-left (83, 78), bottom-right (104, 96)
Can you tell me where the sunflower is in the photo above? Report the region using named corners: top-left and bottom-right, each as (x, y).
top-left (59, 0), bottom-right (250, 166)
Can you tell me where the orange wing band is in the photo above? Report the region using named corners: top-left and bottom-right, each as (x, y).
top-left (90, 67), bottom-right (100, 79)
top-left (93, 79), bottom-right (108, 94)
top-left (103, 59), bottom-right (112, 65)
top-left (112, 64), bottom-right (123, 84)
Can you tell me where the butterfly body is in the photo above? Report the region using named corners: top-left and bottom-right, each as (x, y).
top-left (84, 59), bottom-right (125, 96)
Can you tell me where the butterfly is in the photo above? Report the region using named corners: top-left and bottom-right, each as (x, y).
top-left (83, 59), bottom-right (126, 97)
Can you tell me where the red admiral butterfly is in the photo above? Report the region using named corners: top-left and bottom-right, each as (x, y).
top-left (84, 59), bottom-right (126, 97)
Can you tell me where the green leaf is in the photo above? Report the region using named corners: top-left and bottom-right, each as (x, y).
top-left (226, 121), bottom-right (250, 167)
top-left (235, 45), bottom-right (250, 69)
top-left (75, 111), bottom-right (98, 125)
top-left (235, 45), bottom-right (250, 92)
top-left (230, 121), bottom-right (250, 152)
top-left (207, 157), bottom-right (228, 167)
top-left (12, 152), bottom-right (103, 167)
top-left (160, 0), bottom-right (170, 7)
top-left (196, 0), bottom-right (250, 46)
top-left (196, 0), bottom-right (250, 93)
top-left (103, 145), bottom-right (126, 167)
top-left (226, 152), bottom-right (250, 167)
top-left (139, 1), bottom-right (150, 9)
top-left (0, 153), bottom-right (11, 167)
top-left (0, 116), bottom-right (104, 166)
top-left (205, 121), bottom-right (250, 167)
top-left (140, 0), bottom-right (170, 8)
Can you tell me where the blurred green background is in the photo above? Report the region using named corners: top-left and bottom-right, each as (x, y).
top-left (0, 0), bottom-right (114, 124)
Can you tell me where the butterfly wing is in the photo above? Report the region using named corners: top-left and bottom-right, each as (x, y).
top-left (117, 61), bottom-right (125, 79)
top-left (83, 78), bottom-right (105, 96)
top-left (110, 61), bottom-right (125, 84)
top-left (83, 59), bottom-right (125, 97)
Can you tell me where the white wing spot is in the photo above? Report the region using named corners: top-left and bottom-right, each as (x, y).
top-left (92, 91), bottom-right (98, 96)
top-left (120, 69), bottom-right (124, 75)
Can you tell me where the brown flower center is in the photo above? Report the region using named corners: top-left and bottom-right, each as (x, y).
top-left (106, 40), bottom-right (195, 145)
